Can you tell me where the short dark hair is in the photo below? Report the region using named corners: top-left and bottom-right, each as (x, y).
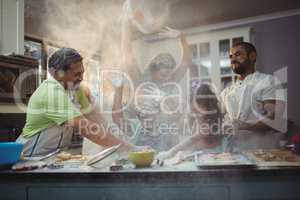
top-left (192, 83), bottom-right (222, 125)
top-left (232, 42), bottom-right (256, 55)
top-left (195, 84), bottom-right (218, 109)
top-left (48, 47), bottom-right (83, 72)
top-left (148, 53), bottom-right (176, 72)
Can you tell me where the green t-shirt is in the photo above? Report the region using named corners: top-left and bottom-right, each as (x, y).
top-left (74, 86), bottom-right (93, 114)
top-left (22, 77), bottom-right (91, 138)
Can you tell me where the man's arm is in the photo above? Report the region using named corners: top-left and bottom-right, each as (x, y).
top-left (238, 100), bottom-right (286, 132)
top-left (71, 86), bottom-right (134, 151)
top-left (69, 115), bottom-right (133, 151)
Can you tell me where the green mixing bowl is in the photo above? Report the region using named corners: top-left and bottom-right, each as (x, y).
top-left (128, 151), bottom-right (155, 168)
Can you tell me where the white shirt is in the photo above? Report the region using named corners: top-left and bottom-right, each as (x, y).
top-left (220, 71), bottom-right (286, 150)
top-left (220, 71), bottom-right (286, 123)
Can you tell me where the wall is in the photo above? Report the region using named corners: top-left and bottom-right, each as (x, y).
top-left (245, 14), bottom-right (300, 125)
top-left (0, 0), bottom-right (24, 55)
top-left (0, 0), bottom-right (25, 114)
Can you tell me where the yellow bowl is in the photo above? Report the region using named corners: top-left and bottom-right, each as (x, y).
top-left (128, 151), bottom-right (155, 168)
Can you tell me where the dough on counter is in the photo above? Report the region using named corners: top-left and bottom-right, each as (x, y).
top-left (56, 152), bottom-right (87, 161)
top-left (71, 155), bottom-right (88, 160)
top-left (12, 161), bottom-right (47, 171)
top-left (56, 152), bottom-right (72, 161)
top-left (70, 155), bottom-right (82, 159)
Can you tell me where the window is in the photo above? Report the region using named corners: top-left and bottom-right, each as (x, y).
top-left (189, 27), bottom-right (250, 93)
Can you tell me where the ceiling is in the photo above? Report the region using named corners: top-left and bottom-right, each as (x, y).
top-left (167, 0), bottom-right (300, 29)
top-left (25, 0), bottom-right (300, 39)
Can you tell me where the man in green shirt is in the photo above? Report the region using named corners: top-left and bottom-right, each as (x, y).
top-left (17, 48), bottom-right (136, 156)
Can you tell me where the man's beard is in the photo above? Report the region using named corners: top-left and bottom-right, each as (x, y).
top-left (231, 59), bottom-right (251, 75)
top-left (68, 81), bottom-right (81, 90)
top-left (73, 81), bottom-right (81, 89)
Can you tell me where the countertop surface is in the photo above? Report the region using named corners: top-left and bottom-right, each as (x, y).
top-left (2, 149), bottom-right (300, 183)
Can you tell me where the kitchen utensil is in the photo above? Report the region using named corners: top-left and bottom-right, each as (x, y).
top-left (47, 163), bottom-right (64, 170)
top-left (24, 149), bottom-right (60, 161)
top-left (86, 144), bottom-right (121, 166)
top-left (109, 164), bottom-right (124, 171)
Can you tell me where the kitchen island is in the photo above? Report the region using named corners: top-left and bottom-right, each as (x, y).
top-left (1, 160), bottom-right (300, 200)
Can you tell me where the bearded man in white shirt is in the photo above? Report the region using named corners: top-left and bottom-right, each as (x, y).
top-left (220, 42), bottom-right (286, 150)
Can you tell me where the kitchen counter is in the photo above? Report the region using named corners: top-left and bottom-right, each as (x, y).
top-left (1, 161), bottom-right (300, 200)
top-left (2, 148), bottom-right (300, 200)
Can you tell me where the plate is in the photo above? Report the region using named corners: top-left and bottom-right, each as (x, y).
top-left (86, 144), bottom-right (121, 166)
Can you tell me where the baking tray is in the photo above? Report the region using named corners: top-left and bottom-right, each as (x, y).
top-left (245, 150), bottom-right (300, 167)
top-left (195, 152), bottom-right (256, 169)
